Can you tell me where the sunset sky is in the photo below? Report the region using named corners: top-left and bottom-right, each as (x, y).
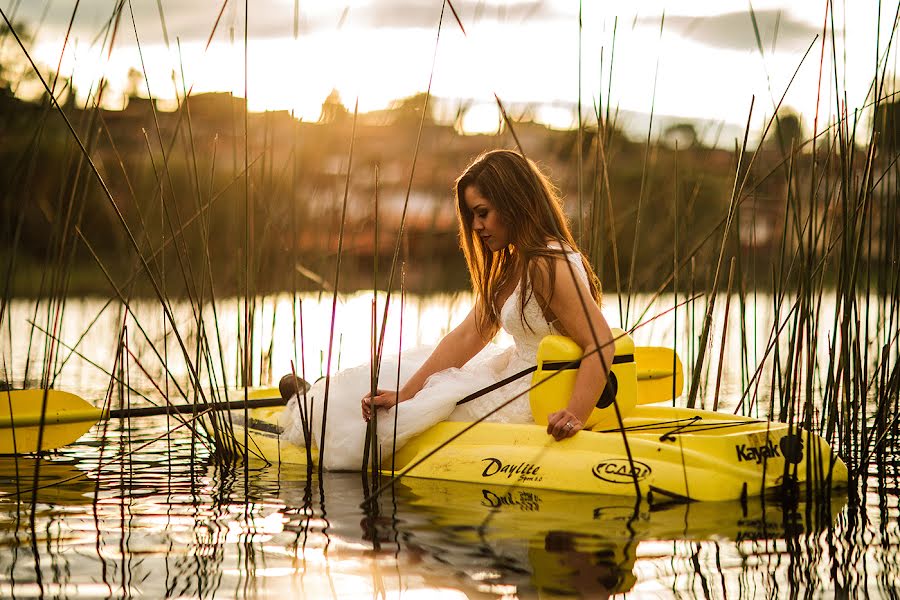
top-left (3, 1), bottom-right (896, 142)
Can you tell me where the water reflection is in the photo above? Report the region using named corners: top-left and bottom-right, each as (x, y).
top-left (0, 430), bottom-right (885, 600)
top-left (0, 457), bottom-right (94, 505)
top-left (373, 478), bottom-right (847, 598)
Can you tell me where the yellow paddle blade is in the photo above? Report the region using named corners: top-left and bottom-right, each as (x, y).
top-left (245, 387), bottom-right (283, 401)
top-left (634, 347), bottom-right (684, 404)
top-left (0, 390), bottom-right (105, 454)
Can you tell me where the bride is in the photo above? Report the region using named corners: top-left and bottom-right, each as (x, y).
top-left (280, 149), bottom-right (615, 470)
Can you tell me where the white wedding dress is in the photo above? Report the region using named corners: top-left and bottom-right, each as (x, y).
top-left (280, 246), bottom-right (590, 470)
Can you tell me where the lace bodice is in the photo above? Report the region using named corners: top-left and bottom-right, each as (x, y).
top-left (499, 247), bottom-right (590, 361)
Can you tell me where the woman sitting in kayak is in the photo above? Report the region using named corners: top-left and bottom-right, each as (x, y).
top-left (280, 149), bottom-right (615, 470)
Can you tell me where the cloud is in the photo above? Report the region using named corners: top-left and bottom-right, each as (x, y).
top-left (3, 0), bottom-right (569, 48)
top-left (362, 0), bottom-right (567, 29)
top-left (644, 9), bottom-right (823, 53)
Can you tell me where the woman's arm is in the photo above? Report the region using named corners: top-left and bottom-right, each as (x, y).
top-left (362, 305), bottom-right (496, 420)
top-left (532, 256), bottom-right (616, 440)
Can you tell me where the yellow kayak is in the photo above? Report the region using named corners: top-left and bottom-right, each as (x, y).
top-left (229, 400), bottom-right (847, 503)
top-left (224, 331), bottom-right (847, 502)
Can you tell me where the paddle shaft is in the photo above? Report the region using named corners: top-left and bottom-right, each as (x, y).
top-left (106, 397), bottom-right (287, 419)
top-left (103, 360), bottom-right (602, 419)
top-left (111, 356), bottom-right (674, 417)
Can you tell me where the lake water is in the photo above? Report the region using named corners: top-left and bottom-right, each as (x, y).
top-left (0, 293), bottom-right (894, 598)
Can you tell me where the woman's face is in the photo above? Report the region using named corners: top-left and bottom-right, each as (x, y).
top-left (464, 184), bottom-right (510, 252)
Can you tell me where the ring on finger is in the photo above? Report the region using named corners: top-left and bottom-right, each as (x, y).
top-left (564, 421), bottom-right (574, 430)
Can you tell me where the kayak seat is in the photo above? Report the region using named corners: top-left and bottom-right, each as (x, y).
top-left (530, 328), bottom-right (638, 429)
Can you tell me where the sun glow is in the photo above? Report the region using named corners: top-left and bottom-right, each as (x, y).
top-left (11, 0), bottom-right (896, 139)
top-left (33, 24), bottom-right (453, 122)
top-left (456, 103), bottom-right (502, 135)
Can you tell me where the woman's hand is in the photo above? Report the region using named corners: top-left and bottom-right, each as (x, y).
top-left (546, 408), bottom-right (584, 440)
top-left (358, 304), bottom-right (491, 423)
top-left (362, 389), bottom-right (403, 422)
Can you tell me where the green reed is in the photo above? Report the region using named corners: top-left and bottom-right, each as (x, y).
top-left (318, 97), bottom-right (358, 477)
top-left (722, 10), bottom-right (900, 497)
top-left (577, 6), bottom-right (899, 504)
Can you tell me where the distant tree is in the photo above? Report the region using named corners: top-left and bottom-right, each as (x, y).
top-left (552, 127), bottom-right (596, 161)
top-left (452, 98), bottom-right (473, 131)
top-left (125, 67), bottom-right (144, 99)
top-left (389, 92), bottom-right (435, 126)
top-left (663, 122), bottom-right (698, 149)
top-left (59, 75), bottom-right (78, 109)
top-left (0, 21), bottom-right (35, 94)
top-left (770, 109), bottom-right (803, 154)
top-left (510, 103), bottom-right (536, 124)
top-left (319, 88), bottom-right (348, 124)
top-left (873, 100), bottom-right (900, 154)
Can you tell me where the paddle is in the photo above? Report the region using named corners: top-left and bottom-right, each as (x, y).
top-left (1, 347), bottom-right (682, 454)
top-left (0, 389), bottom-right (288, 454)
top-left (635, 346), bottom-right (684, 403)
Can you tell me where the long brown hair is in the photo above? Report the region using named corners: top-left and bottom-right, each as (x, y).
top-left (454, 149), bottom-right (602, 334)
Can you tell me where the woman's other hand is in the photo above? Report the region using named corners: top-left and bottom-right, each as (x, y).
top-left (546, 409), bottom-right (584, 440)
top-left (362, 389), bottom-right (401, 421)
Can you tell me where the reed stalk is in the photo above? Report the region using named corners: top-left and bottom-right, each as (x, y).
top-left (712, 259), bottom-right (736, 412)
top-left (319, 99), bottom-right (359, 475)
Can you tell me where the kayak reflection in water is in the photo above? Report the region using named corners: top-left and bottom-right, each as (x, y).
top-left (280, 149), bottom-right (615, 470)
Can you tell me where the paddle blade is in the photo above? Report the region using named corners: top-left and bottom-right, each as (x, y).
top-left (0, 390), bottom-right (104, 453)
top-left (635, 347), bottom-right (684, 404)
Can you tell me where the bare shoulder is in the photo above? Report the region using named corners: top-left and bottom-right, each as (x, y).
top-left (528, 251), bottom-right (583, 295)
